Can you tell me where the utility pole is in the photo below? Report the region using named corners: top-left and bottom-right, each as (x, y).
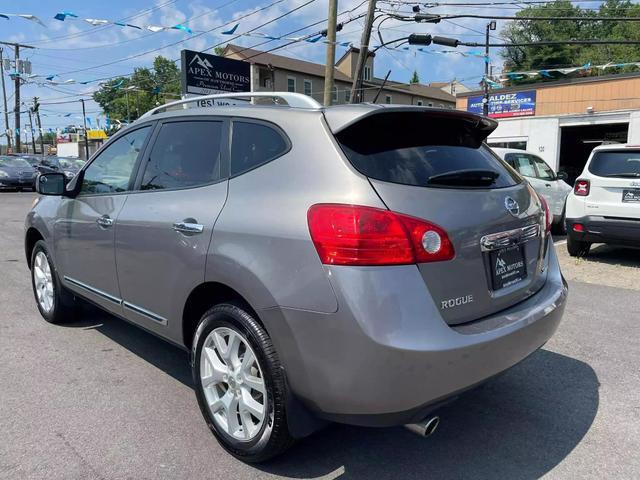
top-left (350, 0), bottom-right (377, 103)
top-left (323, 0), bottom-right (338, 106)
top-left (0, 48), bottom-right (11, 151)
top-left (0, 41), bottom-right (36, 152)
top-left (27, 106), bottom-right (36, 154)
top-left (482, 21), bottom-right (496, 116)
top-left (80, 98), bottom-right (89, 160)
top-left (33, 97), bottom-right (43, 156)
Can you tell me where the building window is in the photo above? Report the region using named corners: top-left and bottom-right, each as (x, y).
top-left (345, 88), bottom-right (350, 103)
top-left (303, 79), bottom-right (312, 97)
top-left (332, 86), bottom-right (338, 102)
top-left (385, 95), bottom-right (392, 104)
top-left (364, 65), bottom-right (372, 81)
top-left (417, 100), bottom-right (423, 106)
top-left (287, 76), bottom-right (296, 93)
top-left (427, 102), bottom-right (433, 107)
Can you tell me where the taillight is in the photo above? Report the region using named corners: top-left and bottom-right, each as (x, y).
top-left (538, 195), bottom-right (552, 233)
top-left (574, 179), bottom-right (590, 196)
top-left (307, 204), bottom-right (454, 266)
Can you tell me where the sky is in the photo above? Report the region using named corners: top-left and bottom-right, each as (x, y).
top-left (0, 0), bottom-right (607, 136)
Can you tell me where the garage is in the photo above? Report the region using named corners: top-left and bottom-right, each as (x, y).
top-left (558, 122), bottom-right (629, 184)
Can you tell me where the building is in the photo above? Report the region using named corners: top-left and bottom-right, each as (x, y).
top-left (223, 44), bottom-right (455, 108)
top-left (429, 80), bottom-right (472, 96)
top-left (456, 72), bottom-right (640, 180)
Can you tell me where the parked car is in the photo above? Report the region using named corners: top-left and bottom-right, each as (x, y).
top-left (565, 143), bottom-right (640, 256)
top-left (40, 156), bottom-right (86, 180)
top-left (493, 148), bottom-right (573, 233)
top-left (0, 156), bottom-right (38, 191)
top-left (25, 94), bottom-right (568, 463)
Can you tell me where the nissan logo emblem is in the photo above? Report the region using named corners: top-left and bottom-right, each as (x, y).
top-left (504, 196), bottom-right (520, 217)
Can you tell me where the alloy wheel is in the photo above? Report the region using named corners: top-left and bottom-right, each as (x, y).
top-left (200, 327), bottom-right (268, 441)
top-left (33, 251), bottom-right (54, 313)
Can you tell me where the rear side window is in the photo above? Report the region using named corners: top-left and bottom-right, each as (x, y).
top-left (505, 153), bottom-right (537, 178)
top-left (336, 112), bottom-right (520, 189)
top-left (588, 150), bottom-right (640, 178)
top-left (140, 121), bottom-right (223, 190)
top-left (230, 121), bottom-right (288, 176)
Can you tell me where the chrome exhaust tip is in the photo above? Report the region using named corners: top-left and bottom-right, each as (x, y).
top-left (404, 415), bottom-right (440, 438)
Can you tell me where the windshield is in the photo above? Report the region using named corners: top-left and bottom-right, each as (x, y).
top-left (58, 158), bottom-right (85, 169)
top-left (589, 150), bottom-right (640, 178)
top-left (0, 157), bottom-right (31, 168)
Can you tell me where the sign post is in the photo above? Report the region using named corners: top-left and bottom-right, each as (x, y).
top-left (181, 49), bottom-right (251, 106)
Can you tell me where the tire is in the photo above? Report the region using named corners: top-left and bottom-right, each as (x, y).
top-left (30, 240), bottom-right (78, 323)
top-left (567, 235), bottom-right (591, 257)
top-left (192, 303), bottom-right (294, 463)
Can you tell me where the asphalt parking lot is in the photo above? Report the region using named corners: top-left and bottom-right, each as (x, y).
top-left (1, 192), bottom-right (639, 480)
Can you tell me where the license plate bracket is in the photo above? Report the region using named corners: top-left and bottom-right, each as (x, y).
top-left (489, 245), bottom-right (527, 291)
top-left (622, 188), bottom-right (640, 203)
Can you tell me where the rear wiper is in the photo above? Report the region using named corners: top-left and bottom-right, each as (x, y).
top-left (427, 169), bottom-right (500, 186)
top-left (603, 172), bottom-right (640, 178)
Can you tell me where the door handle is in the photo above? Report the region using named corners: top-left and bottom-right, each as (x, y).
top-left (96, 215), bottom-right (114, 228)
top-left (545, 184), bottom-right (552, 187)
top-left (173, 221), bottom-right (204, 235)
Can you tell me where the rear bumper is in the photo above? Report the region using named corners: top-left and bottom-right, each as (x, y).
top-left (261, 243), bottom-right (567, 427)
top-left (566, 215), bottom-right (640, 246)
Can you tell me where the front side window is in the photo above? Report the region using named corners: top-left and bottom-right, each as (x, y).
top-left (231, 122), bottom-right (288, 176)
top-left (81, 126), bottom-right (150, 194)
top-left (532, 156), bottom-right (555, 180)
top-left (140, 121), bottom-right (223, 191)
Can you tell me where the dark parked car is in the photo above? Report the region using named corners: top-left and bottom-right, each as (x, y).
top-left (0, 156), bottom-right (38, 191)
top-left (40, 156), bottom-right (86, 180)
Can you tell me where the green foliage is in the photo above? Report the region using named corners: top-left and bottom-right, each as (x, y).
top-left (410, 70), bottom-right (420, 84)
top-left (93, 56), bottom-right (181, 123)
top-left (501, 0), bottom-right (640, 82)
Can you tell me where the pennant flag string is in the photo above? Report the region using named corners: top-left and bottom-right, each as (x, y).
top-left (0, 13), bottom-right (46, 26)
top-left (53, 10), bottom-right (192, 34)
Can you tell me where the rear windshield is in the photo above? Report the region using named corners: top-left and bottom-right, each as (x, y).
top-left (588, 150), bottom-right (640, 178)
top-left (335, 111), bottom-right (520, 189)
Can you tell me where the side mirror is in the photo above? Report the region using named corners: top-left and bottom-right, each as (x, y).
top-left (557, 171), bottom-right (568, 181)
top-left (37, 172), bottom-right (66, 196)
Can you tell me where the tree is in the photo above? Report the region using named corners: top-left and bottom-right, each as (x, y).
top-left (93, 55), bottom-right (181, 123)
top-left (410, 70), bottom-right (420, 84)
top-left (500, 0), bottom-right (640, 83)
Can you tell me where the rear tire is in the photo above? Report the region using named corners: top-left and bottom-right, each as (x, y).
top-left (30, 240), bottom-right (78, 323)
top-left (192, 303), bottom-right (294, 463)
top-left (567, 235), bottom-right (591, 257)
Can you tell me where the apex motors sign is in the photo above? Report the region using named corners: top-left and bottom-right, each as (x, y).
top-left (181, 49), bottom-right (251, 96)
top-left (467, 90), bottom-right (536, 118)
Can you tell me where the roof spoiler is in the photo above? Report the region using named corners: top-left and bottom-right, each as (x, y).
top-left (324, 104), bottom-right (498, 139)
top-left (139, 92), bottom-right (322, 119)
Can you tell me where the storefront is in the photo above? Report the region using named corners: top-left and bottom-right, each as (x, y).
top-left (456, 72), bottom-right (640, 181)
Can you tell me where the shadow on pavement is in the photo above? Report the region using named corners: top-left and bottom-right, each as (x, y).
top-left (66, 307), bottom-right (600, 480)
top-left (581, 244), bottom-right (640, 268)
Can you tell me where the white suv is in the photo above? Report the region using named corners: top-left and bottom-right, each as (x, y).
top-left (565, 144), bottom-right (640, 257)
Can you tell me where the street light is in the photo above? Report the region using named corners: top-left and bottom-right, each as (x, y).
top-left (483, 21), bottom-right (497, 117)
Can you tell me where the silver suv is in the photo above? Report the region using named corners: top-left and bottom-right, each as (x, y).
top-left (26, 93), bottom-right (567, 462)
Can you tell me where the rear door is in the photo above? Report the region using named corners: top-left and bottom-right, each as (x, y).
top-left (114, 118), bottom-right (229, 335)
top-left (584, 149), bottom-right (640, 219)
top-left (333, 109), bottom-right (548, 325)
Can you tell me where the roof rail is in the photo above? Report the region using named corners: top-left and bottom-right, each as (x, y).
top-left (139, 91), bottom-right (322, 119)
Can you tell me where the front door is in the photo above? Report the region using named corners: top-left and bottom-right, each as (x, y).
top-left (54, 125), bottom-right (152, 313)
top-left (114, 118), bottom-right (228, 338)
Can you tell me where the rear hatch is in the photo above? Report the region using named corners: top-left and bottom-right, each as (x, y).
top-left (328, 107), bottom-right (548, 325)
top-left (585, 149), bottom-right (640, 219)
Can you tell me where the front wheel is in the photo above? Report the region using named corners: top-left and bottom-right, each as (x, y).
top-left (192, 303), bottom-right (294, 463)
top-left (567, 235), bottom-right (591, 257)
top-left (30, 240), bottom-right (78, 323)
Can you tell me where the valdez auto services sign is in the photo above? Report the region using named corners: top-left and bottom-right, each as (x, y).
top-left (181, 49), bottom-right (251, 96)
top-left (466, 90), bottom-right (536, 118)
